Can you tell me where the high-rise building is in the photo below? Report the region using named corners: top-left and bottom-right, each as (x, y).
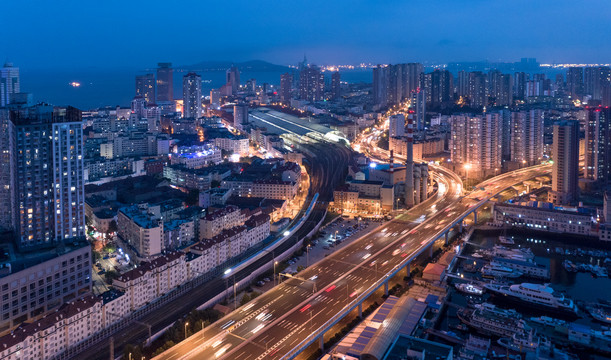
top-left (210, 89), bottom-right (221, 110)
top-left (513, 72), bottom-right (528, 100)
top-left (299, 65), bottom-right (324, 102)
top-left (548, 120), bottom-right (579, 205)
top-left (226, 66), bottom-right (240, 95)
top-left (457, 71), bottom-right (469, 98)
top-left (401, 63), bottom-right (424, 99)
top-left (135, 73), bottom-right (156, 105)
top-left (584, 66), bottom-right (611, 101)
top-left (411, 89), bottom-right (426, 131)
top-left (450, 113), bottom-right (502, 179)
top-left (373, 65), bottom-right (389, 107)
top-left (584, 107), bottom-right (611, 185)
top-left (429, 69), bottom-right (453, 106)
top-left (488, 71), bottom-right (513, 106)
top-left (468, 71), bottom-right (487, 107)
top-left (331, 71), bottom-right (341, 100)
top-left (373, 63), bottom-right (423, 108)
top-left (1, 105), bottom-right (85, 250)
top-left (280, 73), bottom-right (293, 103)
top-left (182, 72), bottom-right (202, 119)
top-left (233, 103), bottom-right (249, 130)
top-left (388, 114), bottom-right (405, 137)
top-left (509, 110), bottom-right (545, 166)
top-left (566, 67), bottom-right (584, 99)
top-left (0, 62), bottom-right (20, 107)
top-left (156, 62), bottom-right (173, 102)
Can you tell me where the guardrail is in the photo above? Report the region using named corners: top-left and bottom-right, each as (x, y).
top-left (278, 164), bottom-right (550, 359)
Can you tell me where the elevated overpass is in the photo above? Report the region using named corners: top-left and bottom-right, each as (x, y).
top-left (153, 162), bottom-right (550, 360)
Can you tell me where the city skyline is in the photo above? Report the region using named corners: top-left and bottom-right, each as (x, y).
top-left (2, 0), bottom-right (611, 70)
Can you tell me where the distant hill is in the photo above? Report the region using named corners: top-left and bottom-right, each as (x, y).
top-left (182, 60), bottom-right (290, 72)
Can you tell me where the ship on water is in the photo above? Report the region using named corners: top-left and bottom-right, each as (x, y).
top-left (484, 282), bottom-right (579, 318)
top-left (457, 303), bottom-right (529, 337)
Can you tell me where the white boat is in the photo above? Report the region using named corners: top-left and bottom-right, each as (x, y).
top-left (455, 283), bottom-right (484, 296)
top-left (481, 263), bottom-right (523, 279)
top-left (589, 307), bottom-right (611, 324)
top-left (458, 303), bottom-right (528, 337)
top-left (485, 282), bottom-right (579, 317)
top-left (562, 260), bottom-right (578, 272)
top-left (498, 236), bottom-right (515, 245)
top-left (497, 330), bottom-right (548, 353)
top-left (530, 315), bottom-right (567, 328)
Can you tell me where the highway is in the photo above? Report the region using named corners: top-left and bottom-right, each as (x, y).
top-left (73, 143), bottom-right (351, 360)
top-left (154, 158), bottom-right (551, 360)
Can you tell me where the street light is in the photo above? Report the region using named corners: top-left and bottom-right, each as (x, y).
top-left (274, 261), bottom-right (278, 286)
top-left (306, 245), bottom-right (311, 267)
top-left (464, 163), bottom-right (472, 188)
top-left (184, 322), bottom-right (189, 339)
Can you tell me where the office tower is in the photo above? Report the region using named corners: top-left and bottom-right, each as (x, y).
top-left (280, 73), bottom-right (293, 103)
top-left (584, 107), bottom-right (611, 185)
top-left (509, 110), bottom-right (544, 166)
top-left (226, 66), bottom-right (240, 95)
top-left (135, 73), bottom-right (156, 105)
top-left (566, 67), bottom-right (584, 99)
top-left (450, 113), bottom-right (502, 178)
top-left (373, 65), bottom-right (388, 107)
top-left (156, 62), bottom-right (173, 102)
top-left (548, 120), bottom-right (579, 205)
top-left (429, 69), bottom-right (453, 106)
top-left (299, 65), bottom-right (324, 102)
top-left (404, 111), bottom-right (414, 207)
top-left (388, 114), bottom-right (405, 137)
top-left (401, 63), bottom-right (424, 99)
top-left (131, 96), bottom-right (146, 119)
top-left (468, 71), bottom-right (487, 107)
top-left (513, 72), bottom-right (528, 100)
top-left (246, 78), bottom-right (256, 92)
top-left (331, 71), bottom-right (341, 100)
top-left (411, 89), bottom-right (426, 131)
top-left (182, 72), bottom-right (202, 119)
top-left (0, 62), bottom-right (20, 107)
top-left (584, 66), bottom-right (611, 101)
top-left (1, 105), bottom-right (85, 250)
top-left (233, 103), bottom-right (249, 130)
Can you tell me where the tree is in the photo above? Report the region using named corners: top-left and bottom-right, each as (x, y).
top-left (240, 293), bottom-right (251, 306)
top-left (123, 344), bottom-right (142, 360)
top-left (107, 220), bottom-right (118, 234)
top-left (105, 270), bottom-right (120, 283)
top-left (185, 189), bottom-right (199, 207)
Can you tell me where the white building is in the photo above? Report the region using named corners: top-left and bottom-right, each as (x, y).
top-left (199, 205), bottom-right (244, 240)
top-left (388, 114), bottom-right (405, 137)
top-left (492, 202), bottom-right (596, 237)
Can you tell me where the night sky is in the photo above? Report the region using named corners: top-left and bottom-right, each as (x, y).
top-left (2, 0), bottom-right (611, 70)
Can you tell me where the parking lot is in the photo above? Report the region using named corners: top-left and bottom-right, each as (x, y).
top-left (250, 216), bottom-right (390, 293)
top-left (91, 245), bottom-right (134, 295)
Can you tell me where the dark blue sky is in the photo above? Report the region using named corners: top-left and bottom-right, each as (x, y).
top-left (2, 0), bottom-right (610, 70)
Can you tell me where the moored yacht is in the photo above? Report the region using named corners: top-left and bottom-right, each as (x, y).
top-left (481, 263), bottom-right (522, 279)
top-left (457, 303), bottom-right (528, 337)
top-left (485, 282), bottom-right (578, 317)
top-left (455, 282), bottom-right (484, 296)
